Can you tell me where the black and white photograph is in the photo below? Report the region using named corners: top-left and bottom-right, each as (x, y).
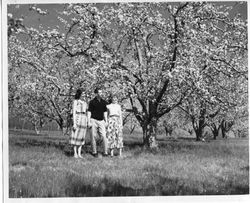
top-left (1, 0), bottom-right (249, 202)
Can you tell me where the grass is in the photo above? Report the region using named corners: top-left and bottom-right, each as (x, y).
top-left (8, 129), bottom-right (249, 197)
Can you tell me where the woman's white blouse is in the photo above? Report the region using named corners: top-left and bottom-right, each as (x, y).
top-left (107, 103), bottom-right (122, 116)
top-left (73, 100), bottom-right (87, 113)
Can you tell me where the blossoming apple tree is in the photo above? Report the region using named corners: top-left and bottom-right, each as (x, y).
top-left (100, 2), bottom-right (247, 146)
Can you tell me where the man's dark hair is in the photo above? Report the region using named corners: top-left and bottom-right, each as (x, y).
top-left (75, 89), bottom-right (83, 100)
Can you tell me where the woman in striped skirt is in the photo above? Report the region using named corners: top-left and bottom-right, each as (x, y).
top-left (69, 89), bottom-right (88, 158)
top-left (106, 94), bottom-right (123, 157)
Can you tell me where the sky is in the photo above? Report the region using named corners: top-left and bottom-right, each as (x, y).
top-left (7, 1), bottom-right (248, 33)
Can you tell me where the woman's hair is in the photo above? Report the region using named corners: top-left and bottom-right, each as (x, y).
top-left (75, 89), bottom-right (83, 100)
top-left (108, 94), bottom-right (118, 104)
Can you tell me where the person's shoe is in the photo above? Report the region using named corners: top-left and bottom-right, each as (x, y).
top-left (92, 153), bottom-right (98, 158)
top-left (78, 154), bottom-right (83, 159)
top-left (74, 154), bottom-right (79, 158)
top-left (103, 153), bottom-right (108, 157)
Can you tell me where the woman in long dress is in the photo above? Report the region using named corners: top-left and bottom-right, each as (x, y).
top-left (106, 94), bottom-right (123, 157)
top-left (69, 89), bottom-right (88, 158)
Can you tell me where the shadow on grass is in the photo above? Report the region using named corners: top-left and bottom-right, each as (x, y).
top-left (10, 132), bottom-right (147, 157)
top-left (64, 172), bottom-right (183, 196)
top-left (8, 135), bottom-right (207, 159)
top-left (65, 175), bottom-right (141, 196)
top-left (64, 172), bottom-right (249, 197)
top-left (8, 130), bottom-right (244, 159)
top-left (9, 169), bottom-right (249, 197)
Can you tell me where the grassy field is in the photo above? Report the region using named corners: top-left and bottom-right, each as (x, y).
top-left (8, 129), bottom-right (249, 197)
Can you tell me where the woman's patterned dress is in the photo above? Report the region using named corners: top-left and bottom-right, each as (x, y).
top-left (69, 100), bottom-right (87, 146)
top-left (106, 104), bottom-right (123, 149)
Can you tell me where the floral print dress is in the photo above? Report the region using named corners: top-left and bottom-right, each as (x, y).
top-left (106, 103), bottom-right (123, 149)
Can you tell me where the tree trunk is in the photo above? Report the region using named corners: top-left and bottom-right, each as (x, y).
top-left (21, 119), bottom-right (26, 131)
top-left (220, 119), bottom-right (234, 139)
top-left (34, 124), bottom-right (40, 135)
top-left (213, 130), bottom-right (218, 140)
top-left (192, 119), bottom-right (205, 141)
top-left (57, 119), bottom-right (65, 136)
top-left (192, 105), bottom-right (207, 141)
top-left (221, 129), bottom-right (227, 139)
top-left (165, 127), bottom-right (170, 137)
top-left (142, 118), bottom-right (158, 148)
top-left (142, 125), bottom-right (148, 145)
top-left (129, 125), bottom-right (136, 135)
top-left (194, 127), bottom-right (203, 141)
top-left (164, 124), bottom-right (173, 137)
top-left (210, 123), bottom-right (219, 140)
top-left (187, 129), bottom-right (193, 136)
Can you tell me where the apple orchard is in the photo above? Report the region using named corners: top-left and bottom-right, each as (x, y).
top-left (8, 2), bottom-right (247, 147)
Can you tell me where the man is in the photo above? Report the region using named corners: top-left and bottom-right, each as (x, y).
top-left (87, 88), bottom-right (108, 157)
